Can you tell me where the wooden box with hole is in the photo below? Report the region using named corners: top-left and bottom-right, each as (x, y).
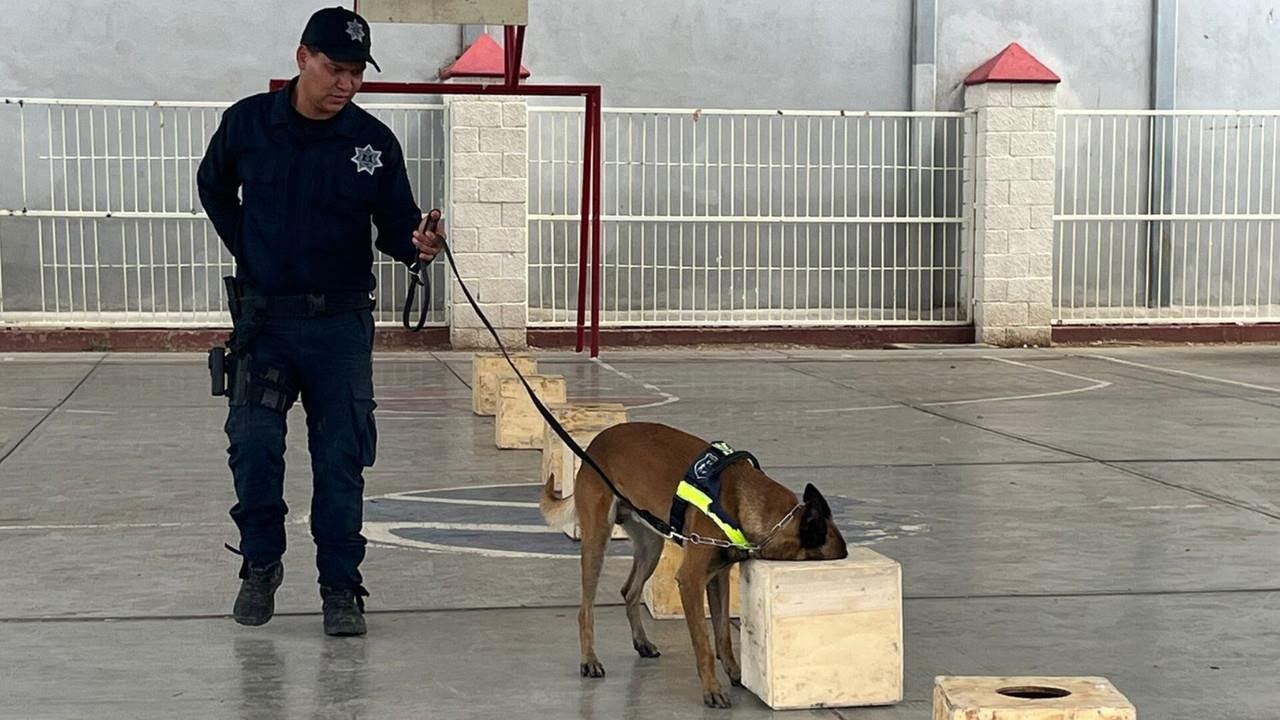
top-left (471, 352), bottom-right (537, 416)
top-left (739, 548), bottom-right (903, 710)
top-left (933, 676), bottom-right (1136, 720)
top-left (495, 375), bottom-right (566, 449)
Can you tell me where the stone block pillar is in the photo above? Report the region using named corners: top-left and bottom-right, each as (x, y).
top-left (964, 43), bottom-right (1060, 347)
top-left (446, 95), bottom-right (529, 349)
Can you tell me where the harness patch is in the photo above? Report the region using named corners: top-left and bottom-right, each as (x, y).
top-left (669, 442), bottom-right (760, 549)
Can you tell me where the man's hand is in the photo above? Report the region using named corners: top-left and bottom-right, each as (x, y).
top-left (411, 209), bottom-right (445, 265)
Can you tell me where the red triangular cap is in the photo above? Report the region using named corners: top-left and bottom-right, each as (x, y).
top-left (964, 43), bottom-right (1060, 85)
top-left (439, 32), bottom-right (531, 80)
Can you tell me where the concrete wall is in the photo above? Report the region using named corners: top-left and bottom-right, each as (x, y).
top-left (935, 0), bottom-right (1152, 110)
top-left (522, 0), bottom-right (913, 110)
top-left (0, 0), bottom-right (459, 101)
top-left (1, 1), bottom-right (1278, 112)
top-left (1178, 0), bottom-right (1280, 109)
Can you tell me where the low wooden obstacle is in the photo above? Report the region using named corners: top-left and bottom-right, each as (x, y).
top-left (495, 374), bottom-right (567, 449)
top-left (538, 402), bottom-right (629, 539)
top-left (740, 549), bottom-right (903, 710)
top-left (642, 543), bottom-right (741, 619)
top-left (932, 676), bottom-right (1136, 719)
top-left (471, 352), bottom-right (537, 416)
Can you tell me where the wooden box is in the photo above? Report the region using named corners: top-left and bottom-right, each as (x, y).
top-left (471, 352), bottom-right (537, 416)
top-left (539, 403), bottom-right (630, 540)
top-left (740, 549), bottom-right (903, 710)
top-left (933, 676), bottom-right (1136, 720)
top-left (642, 542), bottom-right (741, 619)
top-left (495, 375), bottom-right (566, 449)
top-left (539, 403), bottom-right (628, 496)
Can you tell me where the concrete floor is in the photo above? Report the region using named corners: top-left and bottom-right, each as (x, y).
top-left (0, 345), bottom-right (1277, 719)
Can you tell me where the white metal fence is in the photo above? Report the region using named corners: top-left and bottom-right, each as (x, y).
top-left (528, 107), bottom-right (973, 326)
top-left (0, 98), bottom-right (448, 326)
top-left (1055, 110), bottom-right (1280, 324)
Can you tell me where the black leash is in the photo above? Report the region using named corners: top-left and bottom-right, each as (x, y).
top-left (402, 262), bottom-right (430, 331)
top-left (412, 212), bottom-right (800, 553)
top-left (414, 212), bottom-right (680, 541)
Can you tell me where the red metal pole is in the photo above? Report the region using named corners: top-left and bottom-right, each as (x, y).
top-left (589, 89), bottom-right (603, 357)
top-left (575, 95), bottom-right (594, 353)
top-left (502, 26), bottom-right (513, 86)
top-left (514, 26), bottom-right (527, 80)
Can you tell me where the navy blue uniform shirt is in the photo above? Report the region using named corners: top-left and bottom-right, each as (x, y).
top-left (197, 77), bottom-right (421, 295)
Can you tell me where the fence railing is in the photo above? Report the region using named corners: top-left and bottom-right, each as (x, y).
top-left (527, 107), bottom-right (973, 326)
top-left (0, 98), bottom-right (448, 326)
top-left (1055, 110), bottom-right (1280, 324)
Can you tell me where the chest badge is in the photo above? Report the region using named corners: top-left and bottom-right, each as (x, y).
top-left (351, 144), bottom-right (383, 175)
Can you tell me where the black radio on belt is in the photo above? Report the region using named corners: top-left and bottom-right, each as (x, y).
top-left (209, 347), bottom-right (230, 396)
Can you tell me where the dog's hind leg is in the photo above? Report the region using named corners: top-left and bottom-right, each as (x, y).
top-left (575, 467), bottom-right (613, 679)
top-left (618, 513), bottom-right (663, 659)
top-left (707, 569), bottom-right (741, 686)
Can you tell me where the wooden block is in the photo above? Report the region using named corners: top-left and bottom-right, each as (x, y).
top-left (495, 375), bottom-right (566, 449)
top-left (642, 543), bottom-right (741, 619)
top-left (547, 413), bottom-right (630, 541)
top-left (554, 425), bottom-right (619, 500)
top-left (933, 676), bottom-right (1136, 719)
top-left (471, 352), bottom-right (537, 416)
top-left (539, 403), bottom-right (628, 496)
top-left (740, 549), bottom-right (902, 710)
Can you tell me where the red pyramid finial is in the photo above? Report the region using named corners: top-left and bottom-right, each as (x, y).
top-left (965, 42), bottom-right (1060, 85)
top-left (440, 32), bottom-right (531, 80)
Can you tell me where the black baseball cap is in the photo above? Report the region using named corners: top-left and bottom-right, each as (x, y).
top-left (300, 6), bottom-right (381, 72)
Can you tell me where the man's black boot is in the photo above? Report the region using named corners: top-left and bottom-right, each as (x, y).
top-left (233, 561), bottom-right (283, 626)
top-left (321, 586), bottom-right (368, 636)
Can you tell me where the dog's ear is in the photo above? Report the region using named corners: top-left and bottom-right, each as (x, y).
top-left (799, 483), bottom-right (832, 548)
top-left (803, 483), bottom-right (832, 518)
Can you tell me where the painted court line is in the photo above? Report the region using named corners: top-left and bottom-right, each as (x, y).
top-left (590, 357), bottom-right (681, 409)
top-left (806, 356), bottom-right (1112, 414)
top-left (365, 482), bottom-right (584, 559)
top-left (1086, 353), bottom-right (1280, 394)
top-left (377, 494), bottom-right (540, 509)
top-left (0, 521), bottom-right (225, 532)
top-left (364, 524), bottom-right (577, 560)
top-left (0, 406), bottom-right (115, 415)
top-left (923, 356), bottom-right (1113, 407)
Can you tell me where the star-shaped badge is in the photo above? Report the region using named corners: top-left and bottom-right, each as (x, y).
top-left (346, 19), bottom-right (366, 42)
top-left (351, 144), bottom-right (382, 175)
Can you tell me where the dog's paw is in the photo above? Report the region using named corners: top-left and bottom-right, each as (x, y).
top-left (633, 641), bottom-right (661, 658)
top-left (724, 659), bottom-right (742, 686)
top-left (702, 689), bottom-right (733, 709)
top-left (580, 660), bottom-right (606, 678)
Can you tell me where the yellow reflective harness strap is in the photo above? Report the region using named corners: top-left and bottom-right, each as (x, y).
top-left (675, 480), bottom-right (752, 549)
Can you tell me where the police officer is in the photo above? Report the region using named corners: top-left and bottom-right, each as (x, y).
top-left (197, 6), bottom-right (443, 636)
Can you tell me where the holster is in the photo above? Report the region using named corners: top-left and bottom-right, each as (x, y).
top-left (211, 276), bottom-right (289, 411)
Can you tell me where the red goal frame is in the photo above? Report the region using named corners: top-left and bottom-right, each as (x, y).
top-left (272, 26), bottom-right (604, 356)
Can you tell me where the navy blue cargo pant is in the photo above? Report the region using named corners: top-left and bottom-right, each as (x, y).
top-left (225, 307), bottom-right (377, 591)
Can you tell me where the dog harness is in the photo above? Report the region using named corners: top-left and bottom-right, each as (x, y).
top-left (669, 441), bottom-right (760, 549)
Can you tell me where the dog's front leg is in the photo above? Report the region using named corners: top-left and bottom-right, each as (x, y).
top-left (707, 570), bottom-right (741, 686)
top-left (677, 549), bottom-right (732, 708)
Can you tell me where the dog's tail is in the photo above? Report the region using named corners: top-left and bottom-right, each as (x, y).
top-left (539, 472), bottom-right (577, 531)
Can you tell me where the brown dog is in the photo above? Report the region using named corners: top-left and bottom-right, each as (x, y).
top-left (539, 421), bottom-right (848, 708)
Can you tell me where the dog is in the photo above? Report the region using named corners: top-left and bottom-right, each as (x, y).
top-left (539, 421), bottom-right (848, 708)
